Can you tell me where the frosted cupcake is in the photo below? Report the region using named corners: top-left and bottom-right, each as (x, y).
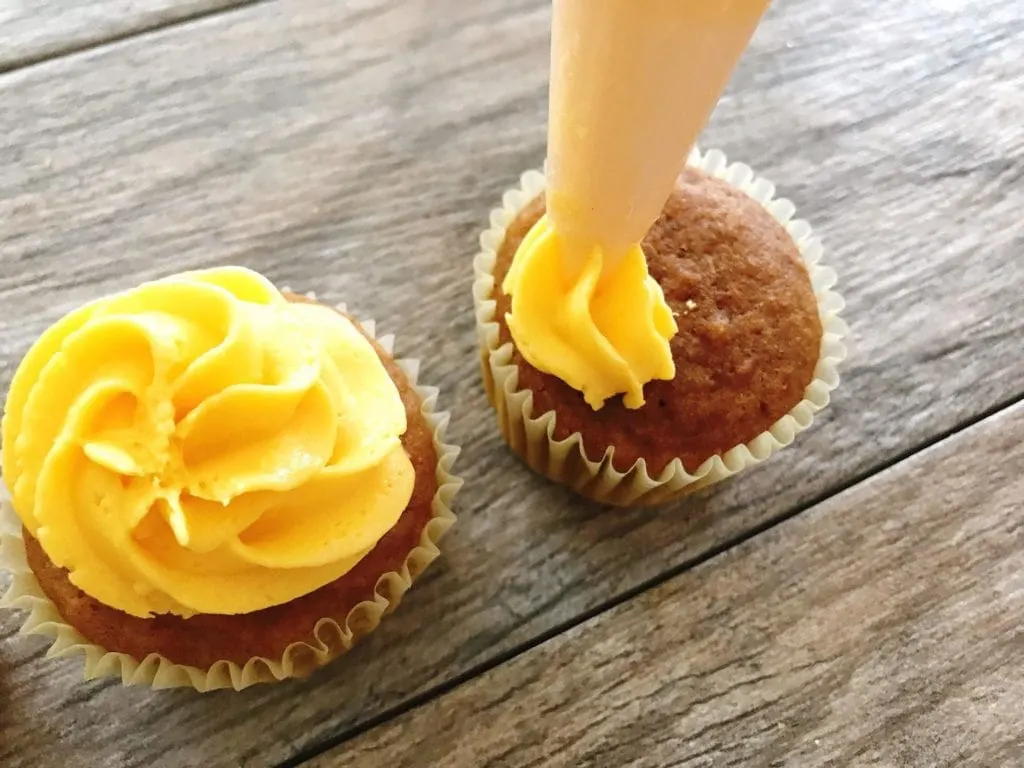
top-left (474, 0), bottom-right (845, 506)
top-left (0, 267), bottom-right (460, 690)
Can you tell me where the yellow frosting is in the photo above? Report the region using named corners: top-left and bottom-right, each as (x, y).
top-left (1, 267), bottom-right (415, 618)
top-left (502, 215), bottom-right (677, 410)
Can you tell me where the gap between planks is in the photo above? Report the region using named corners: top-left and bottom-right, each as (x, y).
top-left (0, 0), bottom-right (267, 76)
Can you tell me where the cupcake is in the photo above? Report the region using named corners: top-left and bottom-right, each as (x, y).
top-left (0, 267), bottom-right (461, 690)
top-left (473, 0), bottom-right (845, 505)
top-left (476, 152), bottom-right (845, 506)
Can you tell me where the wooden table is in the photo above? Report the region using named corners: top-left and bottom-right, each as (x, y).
top-left (1, 1), bottom-right (1022, 766)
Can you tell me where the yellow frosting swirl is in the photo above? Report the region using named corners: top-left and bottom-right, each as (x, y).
top-left (502, 214), bottom-right (678, 410)
top-left (1, 267), bottom-right (415, 618)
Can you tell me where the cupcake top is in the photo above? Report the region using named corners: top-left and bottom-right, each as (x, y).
top-left (495, 168), bottom-right (823, 475)
top-left (502, 0), bottom-right (771, 410)
top-left (2, 267), bottom-right (415, 618)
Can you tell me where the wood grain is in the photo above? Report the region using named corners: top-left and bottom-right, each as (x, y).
top-left (0, 0), bottom-right (1021, 766)
top-left (317, 400), bottom-right (1024, 768)
top-left (0, 1), bottom-right (252, 74)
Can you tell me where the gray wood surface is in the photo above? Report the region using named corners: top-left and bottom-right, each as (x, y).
top-left (0, 0), bottom-right (1021, 766)
top-left (0, 1), bottom-right (249, 73)
top-left (319, 401), bottom-right (1024, 768)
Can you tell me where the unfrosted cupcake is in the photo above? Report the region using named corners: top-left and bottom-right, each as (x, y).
top-left (0, 267), bottom-right (461, 690)
top-left (475, 152), bottom-right (845, 506)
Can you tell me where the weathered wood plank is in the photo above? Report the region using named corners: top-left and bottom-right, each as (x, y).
top-left (316, 400), bottom-right (1024, 768)
top-left (0, 1), bottom-right (252, 74)
top-left (0, 0), bottom-right (1021, 766)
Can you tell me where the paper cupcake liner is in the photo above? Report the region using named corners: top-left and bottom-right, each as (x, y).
top-left (0, 301), bottom-right (463, 692)
top-left (473, 146), bottom-right (848, 506)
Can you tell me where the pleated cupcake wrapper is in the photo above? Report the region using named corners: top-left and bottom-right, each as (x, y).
top-left (0, 301), bottom-right (463, 692)
top-left (473, 146), bottom-right (849, 506)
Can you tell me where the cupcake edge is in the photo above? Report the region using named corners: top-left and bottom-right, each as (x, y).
top-left (473, 146), bottom-right (849, 506)
top-left (0, 300), bottom-right (463, 692)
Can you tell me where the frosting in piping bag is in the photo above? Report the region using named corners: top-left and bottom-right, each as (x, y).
top-left (503, 215), bottom-right (676, 410)
top-left (503, 0), bottom-right (771, 410)
top-left (2, 267), bottom-right (414, 618)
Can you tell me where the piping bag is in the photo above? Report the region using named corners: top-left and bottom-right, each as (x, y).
top-left (503, 0), bottom-right (771, 411)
